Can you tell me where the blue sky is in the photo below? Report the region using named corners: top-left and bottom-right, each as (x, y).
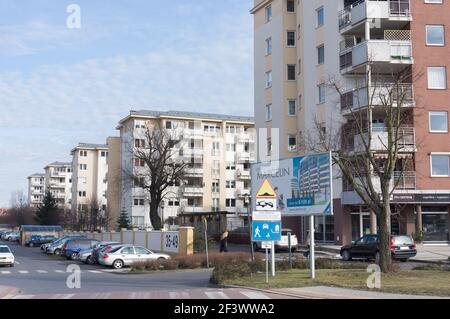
top-left (0, 0), bottom-right (254, 207)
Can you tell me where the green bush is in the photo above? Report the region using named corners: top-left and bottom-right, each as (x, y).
top-left (210, 261), bottom-right (252, 285)
top-left (412, 231), bottom-right (425, 244)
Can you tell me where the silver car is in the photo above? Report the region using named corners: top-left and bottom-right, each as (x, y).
top-left (76, 242), bottom-right (122, 264)
top-left (98, 245), bottom-right (170, 269)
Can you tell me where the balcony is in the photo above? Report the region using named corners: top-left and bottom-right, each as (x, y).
top-left (181, 207), bottom-right (204, 214)
top-left (236, 152), bottom-right (255, 163)
top-left (341, 83), bottom-right (415, 113)
top-left (185, 166), bottom-right (204, 177)
top-left (348, 126), bottom-right (416, 153)
top-left (181, 148), bottom-right (204, 159)
top-left (182, 186), bottom-right (204, 197)
top-left (237, 132), bottom-right (255, 143)
top-left (237, 170), bottom-right (251, 180)
top-left (339, 0), bottom-right (412, 33)
top-left (342, 171), bottom-right (416, 205)
top-left (236, 188), bottom-right (251, 198)
top-left (340, 31), bottom-right (413, 74)
top-left (181, 128), bottom-right (204, 140)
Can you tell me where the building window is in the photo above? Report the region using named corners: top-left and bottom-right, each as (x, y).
top-left (427, 67), bottom-right (447, 89)
top-left (80, 150), bottom-right (87, 157)
top-left (265, 37), bottom-right (272, 55)
top-left (212, 198), bottom-right (220, 212)
top-left (212, 181), bottom-right (220, 193)
top-left (168, 199), bottom-right (180, 207)
top-left (288, 135), bottom-right (297, 151)
top-left (165, 121), bottom-right (172, 129)
top-left (226, 199), bottom-right (236, 208)
top-left (226, 143), bottom-right (236, 152)
top-left (317, 7), bottom-right (324, 27)
top-left (211, 141), bottom-right (220, 156)
top-left (288, 100), bottom-right (296, 116)
top-left (287, 0), bottom-right (295, 12)
top-left (135, 139), bottom-right (145, 148)
top-left (287, 64), bottom-right (296, 81)
top-left (425, 0), bottom-right (443, 3)
top-left (426, 25), bottom-right (445, 46)
top-left (135, 120), bottom-right (146, 129)
top-left (78, 191), bottom-right (86, 197)
top-left (266, 71), bottom-right (272, 88)
top-left (133, 198), bottom-right (145, 206)
top-left (431, 154), bottom-right (450, 177)
top-left (226, 181), bottom-right (236, 189)
top-left (318, 83), bottom-right (326, 104)
top-left (134, 158), bottom-right (145, 167)
top-left (287, 31), bottom-right (296, 47)
top-left (265, 5), bottom-right (272, 23)
top-left (317, 45), bottom-right (325, 64)
top-left (79, 164), bottom-right (87, 170)
top-left (101, 151), bottom-right (108, 157)
top-left (267, 137), bottom-right (272, 156)
top-left (266, 104), bottom-right (272, 121)
top-left (226, 162), bottom-right (236, 170)
top-left (430, 112), bottom-right (449, 132)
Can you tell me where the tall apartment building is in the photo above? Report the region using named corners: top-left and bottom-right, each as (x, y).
top-left (44, 162), bottom-right (72, 209)
top-left (70, 143), bottom-right (109, 215)
top-left (27, 173), bottom-right (46, 208)
top-left (116, 110), bottom-right (255, 230)
top-left (252, 0), bottom-right (450, 244)
top-left (105, 136), bottom-right (122, 231)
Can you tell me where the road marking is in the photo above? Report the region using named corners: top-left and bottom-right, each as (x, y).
top-left (62, 294), bottom-right (75, 299)
top-left (205, 291), bottom-right (230, 299)
top-left (240, 291), bottom-right (270, 299)
top-left (37, 270), bottom-right (48, 274)
top-left (13, 295), bottom-right (34, 299)
top-left (54, 270), bottom-right (65, 273)
top-left (88, 270), bottom-right (102, 274)
top-left (0, 271), bottom-right (11, 274)
top-left (169, 292), bottom-right (191, 299)
top-left (18, 270), bottom-right (29, 274)
top-left (15, 261), bottom-right (20, 265)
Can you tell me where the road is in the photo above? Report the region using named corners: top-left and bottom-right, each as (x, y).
top-left (0, 240), bottom-right (295, 299)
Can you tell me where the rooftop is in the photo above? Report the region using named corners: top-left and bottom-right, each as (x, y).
top-left (28, 173), bottom-right (46, 178)
top-left (44, 161), bottom-right (72, 168)
top-left (71, 143), bottom-right (108, 154)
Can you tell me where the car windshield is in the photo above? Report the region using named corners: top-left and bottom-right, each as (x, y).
top-left (0, 247), bottom-right (11, 253)
top-left (393, 236), bottom-right (413, 245)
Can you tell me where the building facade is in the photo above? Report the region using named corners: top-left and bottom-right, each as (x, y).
top-left (27, 173), bottom-right (46, 208)
top-left (105, 136), bottom-right (122, 230)
top-left (117, 110), bottom-right (255, 230)
top-left (252, 0), bottom-right (450, 244)
top-left (70, 143), bottom-right (109, 217)
top-left (44, 162), bottom-right (72, 209)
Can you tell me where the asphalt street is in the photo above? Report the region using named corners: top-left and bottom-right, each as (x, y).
top-left (0, 240), bottom-right (295, 299)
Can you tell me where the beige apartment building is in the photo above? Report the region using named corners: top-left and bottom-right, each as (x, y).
top-left (70, 143), bottom-right (109, 218)
top-left (27, 173), bottom-right (46, 208)
top-left (252, 0), bottom-right (450, 244)
top-left (116, 110), bottom-right (255, 231)
top-left (105, 136), bottom-right (121, 230)
top-left (44, 162), bottom-right (72, 209)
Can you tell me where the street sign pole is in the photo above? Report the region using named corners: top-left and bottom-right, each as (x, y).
top-left (310, 215), bottom-right (315, 279)
top-left (271, 241), bottom-right (275, 277)
top-left (288, 232), bottom-right (292, 269)
top-left (265, 247), bottom-right (269, 283)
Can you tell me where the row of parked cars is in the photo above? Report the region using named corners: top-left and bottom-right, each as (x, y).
top-left (31, 235), bottom-right (171, 269)
top-left (0, 230), bottom-right (20, 242)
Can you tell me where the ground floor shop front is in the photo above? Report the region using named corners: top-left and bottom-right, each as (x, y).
top-left (282, 198), bottom-right (450, 245)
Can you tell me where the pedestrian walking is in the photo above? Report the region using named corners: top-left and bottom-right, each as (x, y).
top-left (219, 229), bottom-right (229, 253)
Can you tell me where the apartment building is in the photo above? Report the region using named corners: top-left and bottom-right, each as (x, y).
top-left (116, 110), bottom-right (255, 230)
top-left (105, 136), bottom-right (121, 230)
top-left (70, 143), bottom-right (108, 216)
top-left (44, 162), bottom-right (72, 209)
top-left (27, 173), bottom-right (46, 208)
top-left (252, 0), bottom-right (450, 244)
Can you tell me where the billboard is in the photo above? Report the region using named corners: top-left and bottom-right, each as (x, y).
top-left (251, 152), bottom-right (333, 216)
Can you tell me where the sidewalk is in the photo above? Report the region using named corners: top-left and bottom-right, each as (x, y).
top-left (0, 286), bottom-right (20, 299)
top-left (271, 286), bottom-right (449, 299)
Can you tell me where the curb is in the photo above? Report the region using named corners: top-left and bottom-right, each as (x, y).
top-left (410, 259), bottom-right (450, 265)
top-left (219, 284), bottom-right (321, 299)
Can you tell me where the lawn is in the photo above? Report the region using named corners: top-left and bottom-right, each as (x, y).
top-left (225, 269), bottom-right (450, 297)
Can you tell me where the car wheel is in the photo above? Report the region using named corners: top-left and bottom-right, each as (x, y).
top-left (54, 249), bottom-right (61, 255)
top-left (342, 250), bottom-right (352, 261)
top-left (375, 252), bottom-right (381, 264)
top-left (70, 252), bottom-right (78, 260)
top-left (86, 256), bottom-right (95, 265)
top-left (10, 263), bottom-right (14, 267)
top-left (112, 259), bottom-right (124, 269)
top-left (157, 257), bottom-right (166, 262)
top-left (29, 243), bottom-right (34, 248)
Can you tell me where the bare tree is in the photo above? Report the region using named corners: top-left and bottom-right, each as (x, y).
top-left (7, 190), bottom-right (35, 226)
top-left (123, 122), bottom-right (188, 230)
top-left (302, 67), bottom-right (421, 273)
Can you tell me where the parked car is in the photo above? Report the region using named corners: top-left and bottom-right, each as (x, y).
top-left (61, 239), bottom-right (100, 260)
top-left (92, 243), bottom-right (123, 264)
top-left (340, 234), bottom-right (417, 262)
top-left (27, 235), bottom-right (57, 247)
top-left (76, 242), bottom-right (122, 264)
top-left (253, 229), bottom-right (299, 251)
top-left (3, 231), bottom-right (18, 241)
top-left (0, 245), bottom-right (15, 267)
top-left (1, 231), bottom-right (12, 240)
top-left (8, 232), bottom-right (20, 242)
top-left (98, 245), bottom-right (170, 269)
top-left (46, 236), bottom-right (86, 255)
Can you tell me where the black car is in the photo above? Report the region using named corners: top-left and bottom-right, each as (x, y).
top-left (27, 235), bottom-right (57, 247)
top-left (340, 234), bottom-right (417, 262)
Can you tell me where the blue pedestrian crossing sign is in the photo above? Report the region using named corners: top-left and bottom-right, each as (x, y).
top-left (252, 221), bottom-right (282, 242)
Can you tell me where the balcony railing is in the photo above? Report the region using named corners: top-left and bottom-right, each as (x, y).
top-left (339, 0), bottom-right (411, 30)
top-left (343, 171), bottom-right (416, 192)
top-left (349, 126), bottom-right (416, 152)
top-left (237, 170), bottom-right (251, 179)
top-left (182, 186), bottom-right (204, 197)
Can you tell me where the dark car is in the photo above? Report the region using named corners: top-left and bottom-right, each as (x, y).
top-left (340, 234), bottom-right (417, 262)
top-left (61, 239), bottom-right (100, 260)
top-left (27, 235), bottom-right (57, 247)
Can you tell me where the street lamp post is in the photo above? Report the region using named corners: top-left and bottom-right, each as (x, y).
top-left (160, 202), bottom-right (165, 230)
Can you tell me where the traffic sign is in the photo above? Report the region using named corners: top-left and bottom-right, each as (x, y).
top-left (261, 241), bottom-right (272, 249)
top-left (256, 179), bottom-right (277, 198)
top-left (253, 211), bottom-right (281, 221)
top-left (252, 221), bottom-right (282, 242)
top-left (255, 198), bottom-right (277, 211)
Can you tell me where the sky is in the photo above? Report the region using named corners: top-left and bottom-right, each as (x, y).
top-left (0, 0), bottom-right (254, 207)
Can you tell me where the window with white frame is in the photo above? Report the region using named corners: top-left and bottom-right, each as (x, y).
top-left (211, 141), bottom-right (220, 156)
top-left (288, 100), bottom-right (296, 116)
top-left (288, 135), bottom-right (297, 151)
top-left (226, 143), bottom-right (236, 152)
top-left (430, 112), bottom-right (449, 132)
top-left (226, 162), bottom-right (236, 170)
top-left (266, 104), bottom-right (272, 121)
top-left (226, 181), bottom-right (236, 189)
top-left (287, 31), bottom-right (296, 47)
top-left (226, 198), bottom-right (236, 208)
top-left (133, 198), bottom-right (145, 206)
top-left (266, 71), bottom-right (272, 88)
top-left (287, 0), bottom-right (295, 12)
top-left (426, 25), bottom-right (445, 46)
top-left (431, 154), bottom-right (450, 177)
top-left (212, 198), bottom-right (220, 211)
top-left (266, 37), bottom-right (272, 55)
top-left (428, 67), bottom-right (447, 89)
top-left (212, 180), bottom-right (220, 193)
top-left (318, 83), bottom-right (326, 104)
top-left (265, 5), bottom-right (272, 23)
top-left (287, 64), bottom-right (296, 81)
top-left (317, 7), bottom-right (324, 27)
top-left (424, 0), bottom-right (443, 3)
top-left (317, 45), bottom-right (325, 64)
